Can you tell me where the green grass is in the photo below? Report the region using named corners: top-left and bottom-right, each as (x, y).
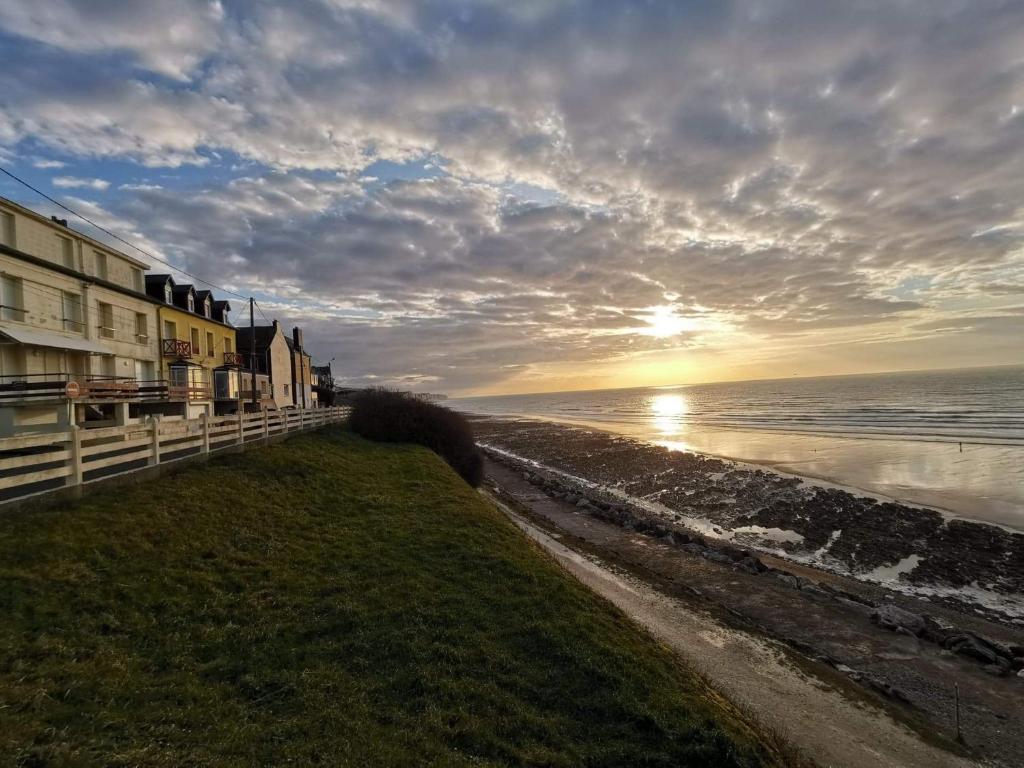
top-left (0, 428), bottom-right (777, 767)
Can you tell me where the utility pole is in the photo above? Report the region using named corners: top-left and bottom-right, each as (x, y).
top-left (250, 297), bottom-right (257, 411)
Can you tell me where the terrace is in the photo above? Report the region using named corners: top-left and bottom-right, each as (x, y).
top-left (0, 374), bottom-right (169, 405)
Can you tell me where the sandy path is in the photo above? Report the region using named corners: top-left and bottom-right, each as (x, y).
top-left (489, 496), bottom-right (979, 768)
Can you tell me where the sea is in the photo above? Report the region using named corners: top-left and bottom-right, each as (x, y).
top-left (452, 366), bottom-right (1024, 530)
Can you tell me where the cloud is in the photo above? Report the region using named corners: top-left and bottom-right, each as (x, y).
top-left (0, 0), bottom-right (1022, 390)
top-left (53, 176), bottom-right (110, 190)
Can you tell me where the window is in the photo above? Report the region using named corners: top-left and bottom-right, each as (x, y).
top-left (94, 251), bottom-right (108, 281)
top-left (62, 291), bottom-right (84, 332)
top-left (190, 327), bottom-right (201, 356)
top-left (0, 210), bottom-right (14, 247)
top-left (0, 274), bottom-right (25, 321)
top-left (187, 293), bottom-right (195, 313)
top-left (131, 268), bottom-right (143, 292)
top-left (164, 282), bottom-right (172, 304)
top-left (204, 297), bottom-right (212, 318)
top-left (163, 319), bottom-right (176, 341)
top-left (58, 236), bottom-right (75, 269)
top-left (284, 384), bottom-right (289, 396)
top-left (224, 336), bottom-right (233, 353)
top-left (97, 302), bottom-right (115, 338)
top-left (135, 312), bottom-right (148, 341)
top-left (206, 331), bottom-right (215, 357)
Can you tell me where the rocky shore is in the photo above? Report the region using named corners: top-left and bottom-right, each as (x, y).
top-left (470, 417), bottom-right (1024, 626)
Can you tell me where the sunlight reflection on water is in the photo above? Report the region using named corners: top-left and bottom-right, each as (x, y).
top-left (650, 393), bottom-right (688, 435)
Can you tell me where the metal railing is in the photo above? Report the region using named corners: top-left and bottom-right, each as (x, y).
top-left (222, 351), bottom-right (244, 366)
top-left (0, 374), bottom-right (170, 404)
top-left (0, 406), bottom-right (351, 507)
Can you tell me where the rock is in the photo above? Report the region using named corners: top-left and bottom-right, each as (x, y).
top-left (921, 615), bottom-right (956, 645)
top-left (662, 532), bottom-right (677, 546)
top-left (683, 543), bottom-right (704, 555)
top-left (576, 498), bottom-right (590, 508)
top-left (522, 472), bottom-right (532, 481)
top-left (871, 604), bottom-right (926, 636)
top-left (564, 494), bottom-right (579, 505)
top-left (773, 573), bottom-right (802, 589)
top-left (735, 556), bottom-right (767, 575)
top-left (944, 632), bottom-right (1013, 670)
top-left (703, 550), bottom-right (733, 565)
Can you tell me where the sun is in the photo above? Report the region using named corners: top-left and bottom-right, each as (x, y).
top-left (641, 306), bottom-right (699, 338)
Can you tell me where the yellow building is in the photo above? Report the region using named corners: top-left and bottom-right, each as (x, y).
top-left (144, 275), bottom-right (241, 418)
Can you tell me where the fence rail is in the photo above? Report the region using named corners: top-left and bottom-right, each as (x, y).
top-left (0, 406), bottom-right (350, 507)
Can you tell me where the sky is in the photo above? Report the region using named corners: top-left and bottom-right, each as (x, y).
top-left (0, 0), bottom-right (1021, 396)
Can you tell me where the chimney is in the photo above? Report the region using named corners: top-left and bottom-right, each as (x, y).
top-left (272, 319), bottom-right (280, 332)
top-left (293, 327), bottom-right (304, 351)
top-left (51, 216), bottom-right (68, 227)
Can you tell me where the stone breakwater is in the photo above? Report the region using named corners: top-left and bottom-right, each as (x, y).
top-left (482, 443), bottom-right (1024, 679)
top-left (471, 417), bottom-right (1024, 624)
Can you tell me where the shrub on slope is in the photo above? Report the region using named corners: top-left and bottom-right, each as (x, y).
top-left (349, 388), bottom-right (483, 486)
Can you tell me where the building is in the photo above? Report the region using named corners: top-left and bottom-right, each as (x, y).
top-left (143, 274), bottom-right (241, 418)
top-left (0, 196), bottom-right (167, 434)
top-left (311, 362), bottom-right (334, 407)
top-left (286, 327), bottom-right (313, 409)
top-left (235, 320), bottom-right (292, 410)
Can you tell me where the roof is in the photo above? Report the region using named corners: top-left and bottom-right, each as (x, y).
top-left (236, 323), bottom-right (282, 353)
top-left (0, 324), bottom-right (113, 355)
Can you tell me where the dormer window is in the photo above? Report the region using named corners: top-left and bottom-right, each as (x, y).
top-left (187, 293), bottom-right (195, 312)
top-left (204, 297), bottom-right (212, 318)
top-left (164, 283), bottom-right (172, 303)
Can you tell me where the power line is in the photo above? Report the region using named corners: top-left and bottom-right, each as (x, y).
top-left (0, 166), bottom-right (248, 300)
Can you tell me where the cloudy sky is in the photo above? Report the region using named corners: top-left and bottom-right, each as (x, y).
top-left (0, 0), bottom-right (1022, 395)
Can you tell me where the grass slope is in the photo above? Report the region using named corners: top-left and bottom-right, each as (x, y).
top-left (1, 428), bottom-right (775, 767)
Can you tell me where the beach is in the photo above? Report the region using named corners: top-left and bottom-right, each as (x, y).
top-left (469, 416), bottom-right (1024, 623)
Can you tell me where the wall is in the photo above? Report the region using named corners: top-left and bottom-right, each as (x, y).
top-left (267, 330), bottom-right (292, 409)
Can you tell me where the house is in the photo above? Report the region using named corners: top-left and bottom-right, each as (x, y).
top-left (286, 327), bottom-right (313, 409)
top-left (235, 320), bottom-right (292, 410)
top-left (0, 196), bottom-right (167, 435)
top-left (144, 274), bottom-right (241, 418)
top-left (311, 362), bottom-right (334, 407)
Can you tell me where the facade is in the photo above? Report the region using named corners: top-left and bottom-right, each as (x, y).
top-left (236, 320), bottom-right (292, 410)
top-left (144, 275), bottom-right (241, 418)
top-left (0, 197), bottom-right (166, 434)
top-left (286, 327), bottom-right (313, 409)
top-left (311, 363), bottom-right (334, 407)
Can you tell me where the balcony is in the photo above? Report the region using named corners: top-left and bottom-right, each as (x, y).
top-left (222, 351), bottom-right (244, 367)
top-left (162, 338), bottom-right (194, 358)
top-left (0, 374), bottom-right (169, 404)
top-left (167, 383), bottom-right (213, 402)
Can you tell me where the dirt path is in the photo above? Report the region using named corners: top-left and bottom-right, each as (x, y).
top-left (488, 496), bottom-right (980, 768)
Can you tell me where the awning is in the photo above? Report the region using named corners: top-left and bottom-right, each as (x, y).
top-left (0, 324), bottom-right (113, 355)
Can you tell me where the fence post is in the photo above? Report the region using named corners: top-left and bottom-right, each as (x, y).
top-left (237, 411), bottom-right (245, 446)
top-left (200, 412), bottom-right (210, 455)
top-left (149, 415), bottom-right (161, 466)
top-left (263, 408), bottom-right (270, 442)
top-left (66, 425), bottom-right (83, 488)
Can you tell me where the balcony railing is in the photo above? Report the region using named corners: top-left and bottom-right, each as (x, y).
top-left (167, 384), bottom-right (213, 402)
top-left (222, 351), bottom-right (244, 367)
top-left (0, 374), bottom-right (169, 404)
top-left (162, 338), bottom-right (194, 358)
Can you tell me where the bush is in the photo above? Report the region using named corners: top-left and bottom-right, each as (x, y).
top-left (349, 389), bottom-right (484, 487)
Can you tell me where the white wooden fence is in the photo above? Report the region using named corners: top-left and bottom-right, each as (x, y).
top-left (0, 406), bottom-right (350, 506)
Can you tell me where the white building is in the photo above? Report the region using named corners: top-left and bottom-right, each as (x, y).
top-left (0, 196), bottom-right (166, 435)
